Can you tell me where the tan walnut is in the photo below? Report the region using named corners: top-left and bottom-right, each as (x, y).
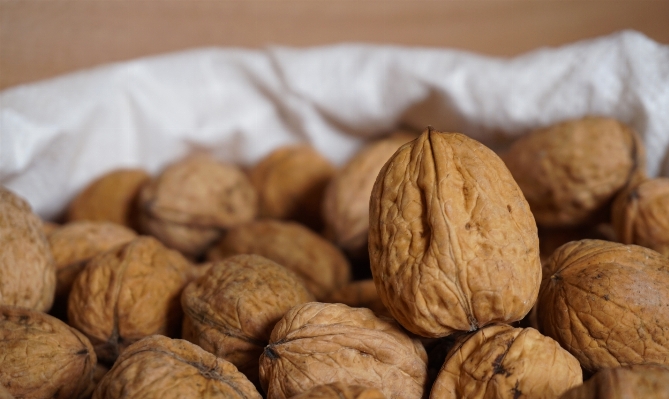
top-left (611, 177), bottom-right (669, 256)
top-left (324, 279), bottom-right (390, 318)
top-left (537, 239), bottom-right (669, 373)
top-left (430, 324), bottom-right (582, 399)
top-left (68, 236), bottom-right (191, 364)
top-left (67, 168), bottom-right (150, 229)
top-left (502, 116), bottom-right (645, 228)
top-left (181, 254), bottom-right (314, 385)
top-left (93, 335), bottom-right (262, 399)
top-left (559, 364), bottom-right (669, 399)
top-left (0, 305), bottom-right (97, 399)
top-left (207, 220), bottom-right (350, 300)
top-left (0, 187), bottom-right (56, 312)
top-left (249, 145), bottom-right (335, 231)
top-left (322, 132), bottom-right (415, 256)
top-left (137, 156), bottom-right (257, 257)
top-left (289, 383), bottom-right (386, 399)
top-left (369, 128), bottom-right (541, 338)
top-left (258, 302), bottom-right (428, 399)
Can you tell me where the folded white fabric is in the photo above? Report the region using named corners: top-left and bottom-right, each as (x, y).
top-left (1, 30), bottom-right (667, 219)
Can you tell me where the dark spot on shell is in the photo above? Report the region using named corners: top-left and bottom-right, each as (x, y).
top-left (264, 345), bottom-right (279, 360)
top-left (492, 353), bottom-right (510, 376)
top-left (512, 380), bottom-right (522, 399)
top-left (507, 205), bottom-right (512, 213)
top-left (77, 348), bottom-right (89, 355)
top-left (465, 223), bottom-right (471, 230)
top-left (603, 295), bottom-right (610, 301)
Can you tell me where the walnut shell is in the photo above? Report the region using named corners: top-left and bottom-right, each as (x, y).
top-left (67, 168), bottom-right (150, 228)
top-left (430, 324), bottom-right (582, 399)
top-left (249, 145), bottom-right (335, 231)
top-left (324, 279), bottom-right (390, 318)
top-left (0, 305), bottom-right (97, 399)
top-left (0, 386), bottom-right (13, 399)
top-left (537, 239), bottom-right (669, 372)
top-left (369, 128), bottom-right (541, 338)
top-left (93, 335), bottom-right (262, 399)
top-left (503, 116), bottom-right (645, 228)
top-left (207, 220), bottom-right (351, 300)
top-left (138, 156), bottom-right (257, 257)
top-left (289, 383), bottom-right (386, 399)
top-left (611, 177), bottom-right (669, 256)
top-left (560, 364), bottom-right (669, 399)
top-left (259, 302), bottom-right (428, 399)
top-left (68, 236), bottom-right (191, 364)
top-left (181, 254), bottom-right (314, 385)
top-left (0, 187), bottom-right (56, 311)
top-left (322, 133), bottom-right (415, 256)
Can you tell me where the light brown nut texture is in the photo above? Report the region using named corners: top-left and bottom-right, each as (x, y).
top-left (137, 156), bottom-right (257, 257)
top-left (322, 132), bottom-right (415, 255)
top-left (324, 279), bottom-right (390, 318)
top-left (67, 168), bottom-right (150, 228)
top-left (289, 383), bottom-right (386, 399)
top-left (67, 236), bottom-right (191, 364)
top-left (48, 221), bottom-right (137, 300)
top-left (0, 386), bottom-right (13, 399)
top-left (249, 145), bottom-right (335, 231)
top-left (0, 305), bottom-right (97, 399)
top-left (259, 302), bottom-right (428, 399)
top-left (93, 335), bottom-right (262, 399)
top-left (369, 129), bottom-right (541, 338)
top-left (502, 116), bottom-right (645, 228)
top-left (0, 187), bottom-right (56, 312)
top-left (611, 177), bottom-right (669, 256)
top-left (430, 324), bottom-right (582, 399)
top-left (207, 220), bottom-right (351, 300)
top-left (560, 364), bottom-right (669, 399)
top-left (42, 220), bottom-right (60, 236)
top-left (181, 254), bottom-right (314, 385)
top-left (537, 239), bottom-right (669, 373)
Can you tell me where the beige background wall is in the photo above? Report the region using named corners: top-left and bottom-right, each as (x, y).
top-left (2, 0), bottom-right (669, 90)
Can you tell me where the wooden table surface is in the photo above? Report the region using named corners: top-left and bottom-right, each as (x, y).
top-left (1, 0), bottom-right (668, 90)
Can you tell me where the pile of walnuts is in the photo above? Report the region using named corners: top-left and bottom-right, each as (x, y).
top-left (2, 116), bottom-right (669, 399)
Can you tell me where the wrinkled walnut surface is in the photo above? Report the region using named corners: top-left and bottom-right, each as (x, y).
top-left (138, 156), bottom-right (257, 257)
top-left (207, 220), bottom-right (350, 300)
top-left (324, 279), bottom-right (389, 318)
top-left (369, 129), bottom-right (541, 338)
top-left (67, 168), bottom-right (150, 228)
top-left (0, 305), bottom-right (97, 399)
top-left (503, 116), bottom-right (645, 228)
top-left (289, 383), bottom-right (386, 399)
top-left (560, 364), bottom-right (669, 399)
top-left (430, 324), bottom-right (582, 399)
top-left (0, 187), bottom-right (56, 311)
top-left (612, 177), bottom-right (669, 256)
top-left (259, 302), bottom-right (428, 399)
top-left (93, 335), bottom-right (262, 399)
top-left (249, 145), bottom-right (335, 231)
top-left (181, 254), bottom-right (314, 384)
top-left (68, 236), bottom-right (191, 364)
top-left (537, 239), bottom-right (669, 372)
top-left (322, 133), bottom-right (415, 255)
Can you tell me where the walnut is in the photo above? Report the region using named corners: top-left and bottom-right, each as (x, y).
top-left (42, 220), bottom-right (60, 235)
top-left (0, 187), bottom-right (56, 311)
top-left (67, 168), bottom-right (150, 228)
top-left (430, 324), bottom-right (582, 399)
top-left (93, 335), bottom-right (262, 399)
top-left (0, 386), bottom-right (13, 399)
top-left (0, 305), bottom-right (96, 399)
top-left (324, 279), bottom-right (390, 318)
top-left (249, 145), bottom-right (335, 231)
top-left (322, 132), bottom-right (415, 256)
top-left (611, 177), bottom-right (669, 256)
top-left (537, 239), bottom-right (669, 373)
top-left (368, 128), bottom-right (541, 338)
top-left (289, 383), bottom-right (386, 399)
top-left (68, 236), bottom-right (191, 364)
top-left (560, 364), bottom-right (669, 399)
top-left (258, 302), bottom-right (428, 399)
top-left (502, 116), bottom-right (645, 228)
top-left (207, 220), bottom-right (350, 300)
top-left (137, 156), bottom-right (257, 257)
top-left (48, 221), bottom-right (137, 317)
top-left (181, 254), bottom-right (314, 385)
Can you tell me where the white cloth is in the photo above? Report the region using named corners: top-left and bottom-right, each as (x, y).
top-left (1, 30), bottom-right (668, 220)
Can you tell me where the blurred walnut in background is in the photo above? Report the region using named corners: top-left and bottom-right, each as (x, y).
top-left (560, 364), bottom-right (669, 399)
